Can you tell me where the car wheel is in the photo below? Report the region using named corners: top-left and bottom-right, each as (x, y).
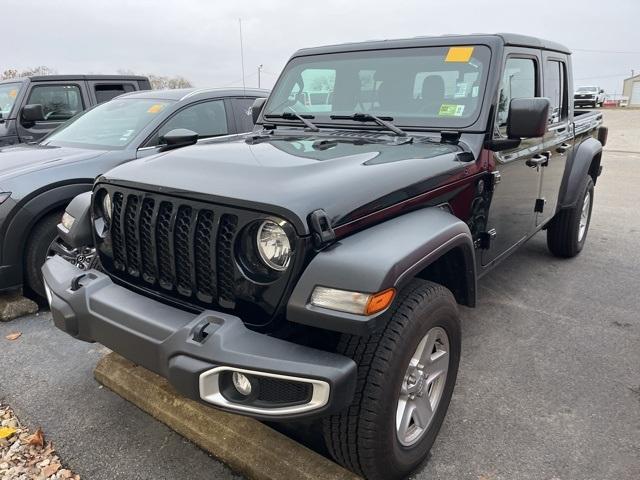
top-left (323, 279), bottom-right (461, 480)
top-left (547, 175), bottom-right (594, 258)
top-left (24, 210), bottom-right (64, 298)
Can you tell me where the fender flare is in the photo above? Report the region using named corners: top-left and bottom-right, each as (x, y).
top-left (1, 183), bottom-right (93, 281)
top-left (558, 137), bottom-right (602, 210)
top-left (287, 207), bottom-right (476, 335)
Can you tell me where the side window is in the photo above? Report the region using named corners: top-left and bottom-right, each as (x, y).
top-left (26, 84), bottom-right (84, 121)
top-left (497, 58), bottom-right (537, 133)
top-left (94, 83), bottom-right (136, 104)
top-left (232, 97), bottom-right (258, 132)
top-left (146, 99), bottom-right (228, 147)
top-left (544, 60), bottom-right (567, 123)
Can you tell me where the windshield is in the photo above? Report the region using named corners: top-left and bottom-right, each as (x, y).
top-left (0, 83), bottom-right (21, 119)
top-left (577, 86), bottom-right (598, 93)
top-left (264, 45), bottom-right (491, 129)
top-left (43, 98), bottom-right (174, 149)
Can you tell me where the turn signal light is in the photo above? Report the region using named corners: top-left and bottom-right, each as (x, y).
top-left (365, 288), bottom-right (396, 315)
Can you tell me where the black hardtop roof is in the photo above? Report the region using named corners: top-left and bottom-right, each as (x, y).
top-left (117, 87), bottom-right (270, 101)
top-left (0, 74), bottom-right (149, 85)
top-left (292, 33), bottom-right (571, 57)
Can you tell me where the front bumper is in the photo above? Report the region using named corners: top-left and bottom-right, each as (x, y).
top-left (42, 255), bottom-right (356, 420)
top-left (574, 98), bottom-right (596, 106)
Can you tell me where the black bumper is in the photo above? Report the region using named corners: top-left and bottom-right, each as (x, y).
top-left (42, 256), bottom-right (356, 420)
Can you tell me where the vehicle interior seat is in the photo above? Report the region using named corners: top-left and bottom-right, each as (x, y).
top-left (421, 75), bottom-right (446, 115)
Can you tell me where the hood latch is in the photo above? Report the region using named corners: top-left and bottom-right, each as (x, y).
top-left (308, 209), bottom-right (336, 248)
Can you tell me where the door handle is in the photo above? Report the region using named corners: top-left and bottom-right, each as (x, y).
top-left (526, 152), bottom-right (550, 168)
top-left (556, 143), bottom-right (571, 154)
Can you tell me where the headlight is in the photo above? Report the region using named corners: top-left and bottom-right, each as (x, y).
top-left (256, 220), bottom-right (292, 271)
top-left (60, 212), bottom-right (75, 231)
top-left (102, 192), bottom-right (112, 222)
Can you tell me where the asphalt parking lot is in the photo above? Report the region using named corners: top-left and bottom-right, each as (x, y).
top-left (1, 109), bottom-right (638, 480)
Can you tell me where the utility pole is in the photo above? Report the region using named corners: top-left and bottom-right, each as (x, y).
top-left (258, 64), bottom-right (263, 88)
top-left (239, 18), bottom-right (246, 93)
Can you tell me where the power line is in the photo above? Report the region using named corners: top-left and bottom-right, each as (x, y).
top-left (575, 72), bottom-right (633, 80)
top-left (573, 48), bottom-right (640, 54)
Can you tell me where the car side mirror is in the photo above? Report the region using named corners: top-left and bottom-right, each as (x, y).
top-left (159, 128), bottom-right (198, 152)
top-left (251, 97), bottom-right (267, 125)
top-left (600, 89), bottom-right (605, 94)
top-left (507, 97), bottom-right (551, 139)
top-left (21, 104), bottom-right (45, 123)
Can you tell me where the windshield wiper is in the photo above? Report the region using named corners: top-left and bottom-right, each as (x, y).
top-left (330, 113), bottom-right (407, 137)
top-left (264, 111), bottom-right (319, 132)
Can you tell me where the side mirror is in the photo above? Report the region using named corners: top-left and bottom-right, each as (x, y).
top-left (600, 89), bottom-right (605, 94)
top-left (507, 97), bottom-right (550, 139)
top-left (251, 97), bottom-right (267, 125)
top-left (159, 128), bottom-right (198, 152)
top-left (21, 104), bottom-right (45, 123)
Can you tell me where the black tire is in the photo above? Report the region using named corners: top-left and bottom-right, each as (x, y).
top-left (547, 175), bottom-right (594, 258)
top-left (24, 210), bottom-right (63, 298)
top-left (323, 279), bottom-right (461, 480)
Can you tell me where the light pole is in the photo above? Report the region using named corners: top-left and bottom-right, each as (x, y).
top-left (258, 64), bottom-right (263, 88)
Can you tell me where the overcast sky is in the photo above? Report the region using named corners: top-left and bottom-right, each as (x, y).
top-left (4, 0), bottom-right (639, 96)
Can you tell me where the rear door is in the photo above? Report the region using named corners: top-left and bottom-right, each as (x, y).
top-left (538, 52), bottom-right (572, 226)
top-left (15, 82), bottom-right (88, 142)
top-left (229, 97), bottom-right (260, 133)
top-left (482, 50), bottom-right (546, 266)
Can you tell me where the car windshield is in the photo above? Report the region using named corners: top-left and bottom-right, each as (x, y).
top-left (263, 45), bottom-right (491, 129)
top-left (577, 86), bottom-right (598, 92)
top-left (0, 83), bottom-right (21, 119)
top-left (43, 98), bottom-right (174, 150)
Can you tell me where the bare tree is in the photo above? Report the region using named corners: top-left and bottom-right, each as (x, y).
top-left (1, 66), bottom-right (57, 80)
top-left (117, 70), bottom-right (193, 89)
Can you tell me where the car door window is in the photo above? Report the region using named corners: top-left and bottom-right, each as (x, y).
top-left (544, 60), bottom-right (567, 124)
top-left (26, 84), bottom-right (84, 121)
top-left (232, 98), bottom-right (258, 132)
top-left (94, 83), bottom-right (136, 104)
top-left (497, 58), bottom-right (537, 134)
top-left (146, 99), bottom-right (228, 147)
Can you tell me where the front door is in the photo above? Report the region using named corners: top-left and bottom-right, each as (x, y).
top-left (482, 51), bottom-right (545, 266)
top-left (16, 83), bottom-right (86, 142)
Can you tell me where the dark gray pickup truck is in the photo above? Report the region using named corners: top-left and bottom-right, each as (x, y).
top-left (0, 75), bottom-right (151, 146)
top-left (44, 34), bottom-right (607, 480)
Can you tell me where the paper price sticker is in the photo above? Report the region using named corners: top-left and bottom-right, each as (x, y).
top-left (445, 47), bottom-right (474, 63)
top-left (8, 89), bottom-right (17, 98)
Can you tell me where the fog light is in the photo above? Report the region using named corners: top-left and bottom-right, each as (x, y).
top-left (232, 372), bottom-right (252, 396)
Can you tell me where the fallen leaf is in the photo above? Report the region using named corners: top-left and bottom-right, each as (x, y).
top-left (0, 426), bottom-right (16, 439)
top-left (58, 469), bottom-right (73, 479)
top-left (5, 331), bottom-right (22, 341)
top-left (41, 462), bottom-right (61, 477)
top-left (26, 427), bottom-right (44, 447)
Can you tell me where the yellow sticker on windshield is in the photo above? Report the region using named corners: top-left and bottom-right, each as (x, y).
top-left (147, 104), bottom-right (165, 114)
top-left (8, 89), bottom-right (17, 98)
top-left (445, 46), bottom-right (474, 63)
top-left (439, 104), bottom-right (465, 117)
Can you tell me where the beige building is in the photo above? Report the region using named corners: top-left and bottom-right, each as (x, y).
top-left (623, 73), bottom-right (640, 106)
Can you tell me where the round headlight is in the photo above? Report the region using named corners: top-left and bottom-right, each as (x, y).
top-left (102, 192), bottom-right (112, 222)
top-left (256, 220), bottom-right (292, 271)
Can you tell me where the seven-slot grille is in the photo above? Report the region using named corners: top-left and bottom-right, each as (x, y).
top-left (103, 189), bottom-right (239, 308)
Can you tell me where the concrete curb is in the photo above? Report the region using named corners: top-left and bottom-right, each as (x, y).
top-left (94, 353), bottom-right (361, 480)
top-left (0, 292), bottom-right (39, 322)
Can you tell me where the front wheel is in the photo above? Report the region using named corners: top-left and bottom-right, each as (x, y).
top-left (323, 280), bottom-right (461, 480)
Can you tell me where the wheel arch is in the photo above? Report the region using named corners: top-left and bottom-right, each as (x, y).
top-left (558, 137), bottom-right (603, 210)
top-left (1, 182), bottom-right (93, 284)
top-left (287, 207), bottom-right (477, 335)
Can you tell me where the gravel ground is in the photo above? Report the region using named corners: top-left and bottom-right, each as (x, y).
top-left (0, 403), bottom-right (79, 480)
top-left (0, 109), bottom-right (638, 480)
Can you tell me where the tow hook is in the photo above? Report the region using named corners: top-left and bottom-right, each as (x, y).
top-left (70, 273), bottom-right (87, 291)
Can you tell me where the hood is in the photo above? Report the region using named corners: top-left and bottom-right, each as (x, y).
top-left (101, 131), bottom-right (471, 234)
top-left (0, 143), bottom-right (107, 180)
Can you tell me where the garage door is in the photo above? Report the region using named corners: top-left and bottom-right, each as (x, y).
top-left (631, 81), bottom-right (640, 106)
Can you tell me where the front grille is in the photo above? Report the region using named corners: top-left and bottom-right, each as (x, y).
top-left (102, 188), bottom-right (241, 309)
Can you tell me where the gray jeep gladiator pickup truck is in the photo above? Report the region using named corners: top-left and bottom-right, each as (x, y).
top-left (43, 34), bottom-right (607, 480)
top-left (0, 75), bottom-right (151, 146)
